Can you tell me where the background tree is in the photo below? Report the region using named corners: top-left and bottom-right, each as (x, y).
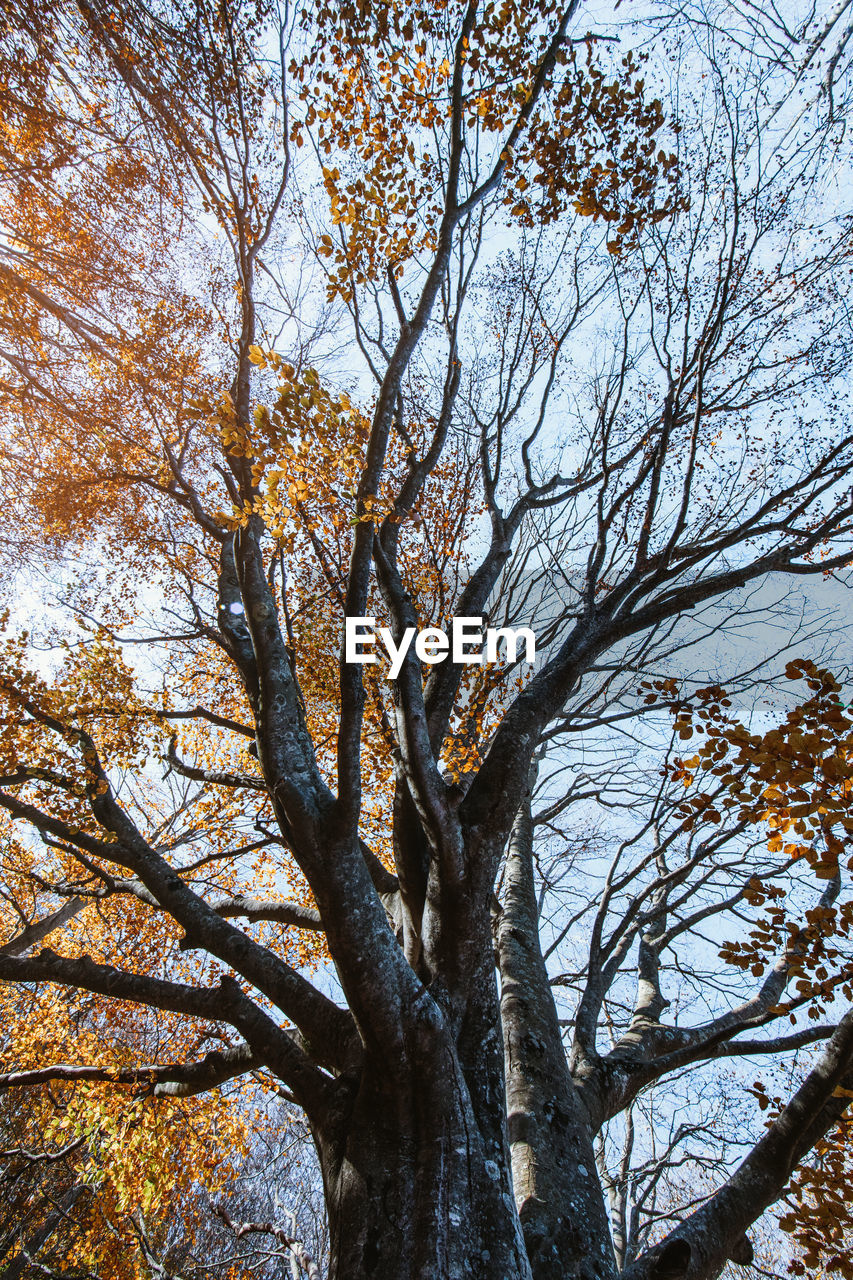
top-left (1, 2), bottom-right (853, 1279)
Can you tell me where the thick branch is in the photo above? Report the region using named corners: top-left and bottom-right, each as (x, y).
top-left (0, 897), bottom-right (85, 956)
top-left (623, 1008), bottom-right (853, 1280)
top-left (497, 765), bottom-right (617, 1280)
top-left (211, 894), bottom-right (323, 931)
top-left (0, 1042), bottom-right (259, 1098)
top-left (0, 950), bottom-right (331, 1114)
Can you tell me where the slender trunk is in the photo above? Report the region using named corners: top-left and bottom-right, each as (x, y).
top-left (497, 774), bottom-right (618, 1280)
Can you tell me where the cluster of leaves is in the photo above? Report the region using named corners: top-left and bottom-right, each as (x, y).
top-left (659, 661), bottom-right (853, 1017)
top-left (0, 599), bottom-right (325, 1274)
top-left (288, 0), bottom-right (683, 299)
top-left (640, 661), bottom-right (853, 1276)
top-left (0, 1), bottom-right (222, 583)
top-left (0, 625), bottom-right (161, 811)
top-left (0, 872), bottom-right (255, 1276)
top-left (672, 662), bottom-right (853, 873)
top-left (745, 1080), bottom-right (853, 1278)
top-left (196, 346), bottom-right (371, 537)
top-left (200, 341), bottom-right (517, 795)
top-left (782, 1111), bottom-right (853, 1279)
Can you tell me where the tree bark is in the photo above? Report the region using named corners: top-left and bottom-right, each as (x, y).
top-left (316, 1045), bottom-right (532, 1280)
top-left (498, 769), bottom-right (618, 1280)
top-left (621, 1010), bottom-right (853, 1280)
top-left (0, 1185), bottom-right (87, 1280)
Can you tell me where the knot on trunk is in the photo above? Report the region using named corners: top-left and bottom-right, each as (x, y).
top-left (729, 1234), bottom-right (754, 1265)
top-left (648, 1237), bottom-right (691, 1279)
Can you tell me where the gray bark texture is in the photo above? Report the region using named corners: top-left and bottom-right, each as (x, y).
top-left (2, 2), bottom-right (853, 1279)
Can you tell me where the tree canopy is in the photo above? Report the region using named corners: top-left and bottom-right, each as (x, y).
top-left (2, 1), bottom-right (853, 1278)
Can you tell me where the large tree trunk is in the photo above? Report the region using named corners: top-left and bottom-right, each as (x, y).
top-left (498, 776), bottom-right (618, 1280)
top-left (316, 1046), bottom-right (532, 1280)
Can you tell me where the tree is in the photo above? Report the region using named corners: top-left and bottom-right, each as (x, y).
top-left (1, 1), bottom-right (853, 1278)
